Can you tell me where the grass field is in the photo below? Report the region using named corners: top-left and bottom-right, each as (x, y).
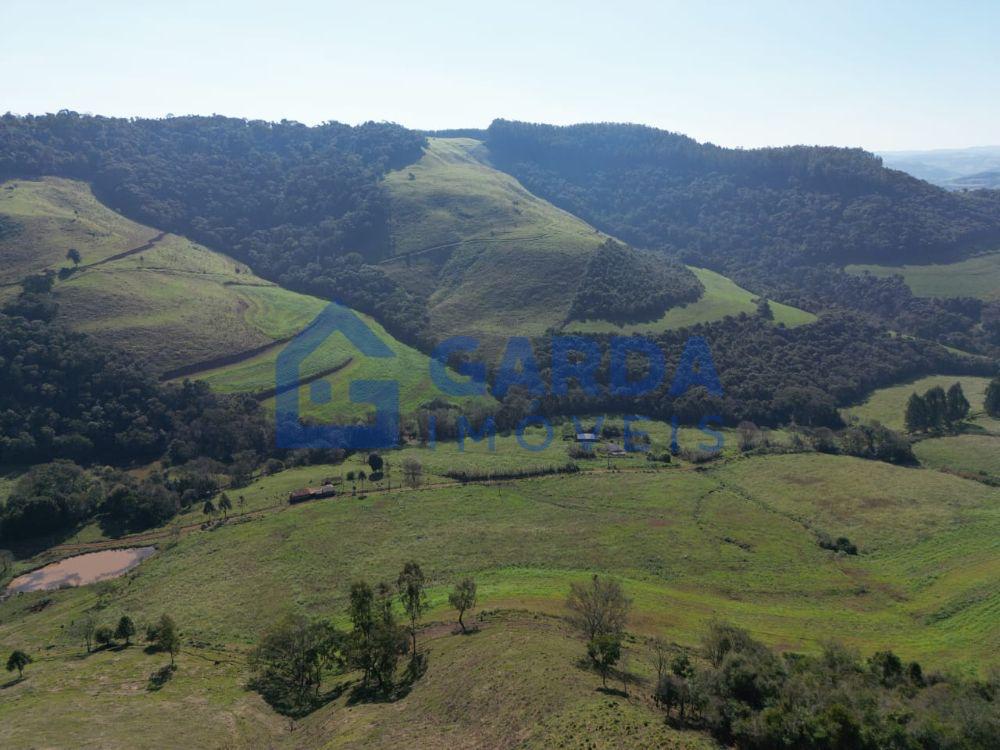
top-left (0, 177), bottom-right (158, 285)
top-left (381, 138), bottom-right (608, 340)
top-left (193, 306), bottom-right (495, 421)
top-left (847, 251), bottom-right (1000, 301)
top-left (1, 443), bottom-right (997, 748)
top-left (914, 434), bottom-right (1000, 481)
top-left (841, 374), bottom-right (997, 432)
top-left (566, 267), bottom-right (816, 334)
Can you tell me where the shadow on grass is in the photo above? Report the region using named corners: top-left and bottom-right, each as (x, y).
top-left (1, 676), bottom-right (26, 689)
top-left (346, 653), bottom-right (428, 706)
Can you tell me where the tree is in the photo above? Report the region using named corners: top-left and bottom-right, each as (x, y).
top-left (448, 577), bottom-right (477, 633)
top-left (946, 382), bottom-right (970, 426)
top-left (986, 377), bottom-right (1000, 418)
top-left (737, 421), bottom-right (759, 451)
top-left (66, 248), bottom-right (82, 266)
top-left (566, 575), bottom-right (631, 641)
top-left (238, 494), bottom-right (247, 514)
top-left (6, 649), bottom-right (31, 679)
top-left (69, 614), bottom-right (97, 654)
top-left (397, 562), bottom-right (427, 656)
top-left (756, 298), bottom-right (774, 320)
top-left (151, 614), bottom-right (180, 666)
top-left (587, 634), bottom-right (621, 687)
top-left (217, 493), bottom-right (233, 519)
top-left (348, 581), bottom-right (375, 685)
top-left (0, 549), bottom-right (13, 578)
top-left (115, 615), bottom-right (136, 646)
top-left (924, 386), bottom-right (948, 430)
top-left (249, 614), bottom-right (346, 715)
top-left (202, 498), bottom-right (215, 519)
top-left (94, 625), bottom-right (115, 648)
top-left (904, 393), bottom-right (929, 433)
top-left (349, 581), bottom-right (407, 692)
top-left (402, 458), bottom-right (423, 488)
top-left (367, 453), bottom-right (383, 473)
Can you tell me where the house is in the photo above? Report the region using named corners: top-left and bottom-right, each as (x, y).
top-left (604, 442), bottom-right (628, 457)
top-left (575, 432), bottom-right (598, 444)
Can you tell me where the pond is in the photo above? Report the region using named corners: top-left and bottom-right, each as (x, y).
top-left (4, 547), bottom-right (156, 595)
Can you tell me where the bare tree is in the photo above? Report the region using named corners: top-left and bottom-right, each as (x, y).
top-left (566, 575), bottom-right (631, 641)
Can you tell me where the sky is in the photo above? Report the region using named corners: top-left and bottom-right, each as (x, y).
top-left (2, 0), bottom-right (998, 152)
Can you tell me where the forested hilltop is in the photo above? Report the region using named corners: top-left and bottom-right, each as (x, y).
top-left (0, 112), bottom-right (430, 344)
top-left (486, 119), bottom-right (1000, 269)
top-left (485, 119), bottom-right (1000, 356)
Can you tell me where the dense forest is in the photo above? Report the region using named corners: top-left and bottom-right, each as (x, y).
top-left (520, 312), bottom-right (993, 428)
top-left (486, 119), bottom-right (1000, 269)
top-left (0, 112), bottom-right (431, 344)
top-left (486, 120), bottom-right (1000, 356)
top-left (567, 239), bottom-right (703, 324)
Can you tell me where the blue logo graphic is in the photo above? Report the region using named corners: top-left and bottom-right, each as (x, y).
top-left (275, 304), bottom-right (724, 454)
top-left (275, 302), bottom-right (399, 451)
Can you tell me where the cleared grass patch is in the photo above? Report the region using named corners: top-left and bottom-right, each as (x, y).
top-left (841, 374), bottom-right (996, 432)
top-left (567, 267), bottom-right (816, 334)
top-left (848, 251), bottom-right (1000, 301)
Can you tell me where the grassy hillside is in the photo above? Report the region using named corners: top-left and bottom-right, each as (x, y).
top-left (191, 306), bottom-right (495, 421)
top-left (381, 137), bottom-right (607, 339)
top-left (567, 267), bottom-right (816, 334)
top-left (847, 251), bottom-right (1000, 301)
top-left (1, 443), bottom-right (997, 747)
top-left (841, 374), bottom-right (997, 431)
top-left (0, 178), bottom-right (475, 417)
top-left (0, 177), bottom-right (158, 286)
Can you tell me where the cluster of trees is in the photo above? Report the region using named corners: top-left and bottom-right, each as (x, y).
top-left (522, 313), bottom-right (990, 430)
top-left (0, 457), bottom-right (228, 542)
top-left (0, 112), bottom-right (431, 345)
top-left (564, 577), bottom-right (997, 749)
top-left (905, 382), bottom-right (971, 433)
top-left (654, 622), bottom-right (998, 750)
top-left (249, 566), bottom-right (479, 715)
top-left (567, 239), bottom-right (703, 324)
top-left (0, 306), bottom-right (272, 469)
top-left (984, 377), bottom-right (1000, 417)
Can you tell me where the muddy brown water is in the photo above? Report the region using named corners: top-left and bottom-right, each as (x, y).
top-left (4, 547), bottom-right (156, 595)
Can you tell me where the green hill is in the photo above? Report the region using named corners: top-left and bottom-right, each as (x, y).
top-left (380, 138), bottom-right (703, 341)
top-left (0, 178), bottom-right (479, 419)
top-left (0, 445), bottom-right (997, 748)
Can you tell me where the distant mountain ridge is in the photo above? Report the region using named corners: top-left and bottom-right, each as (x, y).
top-left (880, 146), bottom-right (1000, 190)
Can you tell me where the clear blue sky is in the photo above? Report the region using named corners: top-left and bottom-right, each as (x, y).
top-left (2, 0), bottom-right (997, 151)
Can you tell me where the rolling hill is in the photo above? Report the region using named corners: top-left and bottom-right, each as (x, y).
top-left (847, 251), bottom-right (1000, 302)
top-left (0, 177), bottom-right (481, 420)
top-left (1, 442), bottom-right (997, 748)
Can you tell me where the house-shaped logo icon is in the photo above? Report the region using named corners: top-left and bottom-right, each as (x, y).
top-left (275, 302), bottom-right (399, 450)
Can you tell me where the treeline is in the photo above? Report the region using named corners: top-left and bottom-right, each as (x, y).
top-left (0, 112), bottom-right (431, 344)
top-left (905, 382), bottom-right (971, 433)
top-left (0, 310), bottom-right (270, 469)
top-left (519, 312), bottom-right (992, 429)
top-left (566, 576), bottom-right (997, 750)
top-left (486, 119), bottom-right (1000, 269)
top-left (567, 239), bottom-right (703, 324)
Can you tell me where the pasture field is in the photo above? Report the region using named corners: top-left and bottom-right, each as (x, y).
top-left (914, 434), bottom-right (1000, 481)
top-left (1, 441), bottom-right (998, 747)
top-left (847, 251), bottom-right (1000, 301)
top-left (0, 177), bottom-right (157, 285)
top-left (841, 374), bottom-right (997, 432)
top-left (567, 267), bottom-right (816, 334)
top-left (382, 137), bottom-right (608, 339)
